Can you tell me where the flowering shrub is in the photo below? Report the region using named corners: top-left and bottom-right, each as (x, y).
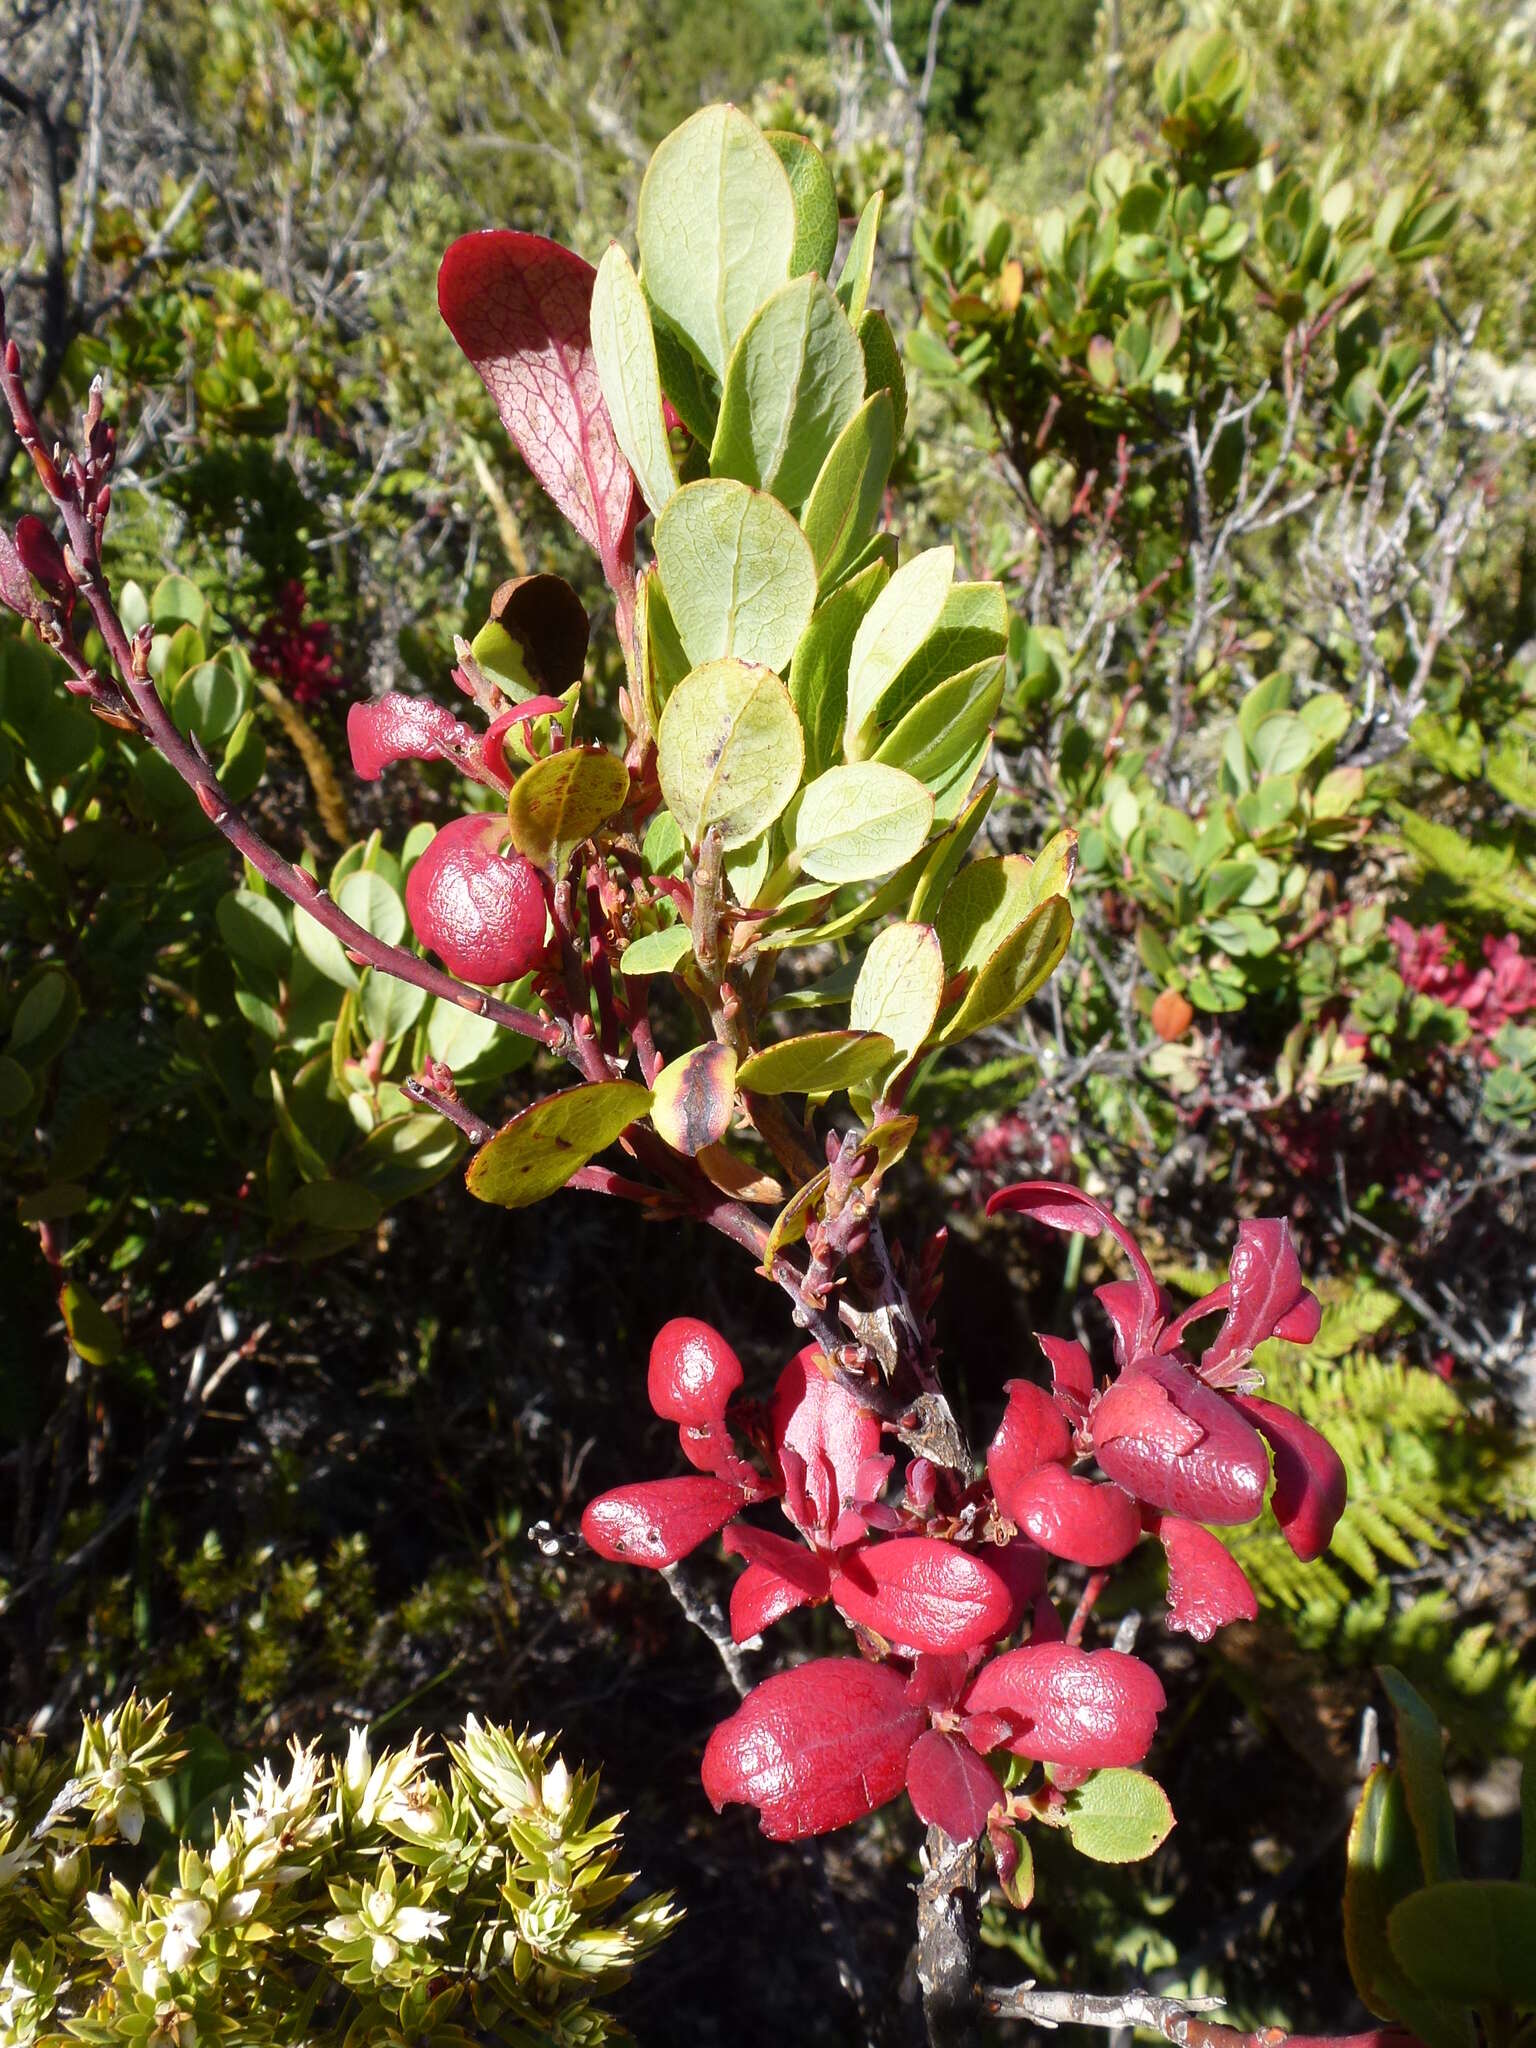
top-left (0, 1697), bottom-right (674, 2047)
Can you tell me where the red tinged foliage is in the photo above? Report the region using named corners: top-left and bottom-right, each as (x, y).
top-left (963, 1642), bottom-right (1166, 1768)
top-left (347, 694), bottom-right (477, 780)
top-left (580, 1474), bottom-right (746, 1567)
top-left (1235, 1394), bottom-right (1348, 1561)
top-left (905, 1729), bottom-right (1002, 1844)
top-left (987, 1379), bottom-right (1073, 1507)
top-left (829, 1537), bottom-right (1014, 1655)
top-left (701, 1659), bottom-right (927, 1841)
top-left (988, 1180), bottom-right (1163, 1352)
top-left (1196, 1219), bottom-right (1323, 1379)
top-left (437, 232), bottom-right (638, 598)
top-left (771, 1347), bottom-right (882, 1540)
top-left (722, 1522), bottom-right (831, 1640)
top-left (12, 512), bottom-right (71, 596)
top-left (0, 521), bottom-right (49, 622)
top-left (1007, 1463), bottom-right (1142, 1567)
top-left (403, 814), bottom-right (549, 985)
top-left (480, 696), bottom-right (567, 780)
top-left (1154, 1514), bottom-right (1258, 1640)
top-left (1092, 1355), bottom-right (1269, 1525)
top-left (647, 1317), bottom-right (744, 1425)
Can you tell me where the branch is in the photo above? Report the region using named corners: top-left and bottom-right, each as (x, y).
top-left (984, 1985), bottom-right (1245, 2045)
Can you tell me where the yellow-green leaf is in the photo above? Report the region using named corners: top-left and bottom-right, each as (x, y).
top-left (654, 478), bottom-right (818, 672)
top-left (657, 657), bottom-right (804, 850)
top-left (650, 1043), bottom-right (737, 1155)
top-left (591, 242), bottom-right (679, 518)
top-left (466, 1080), bottom-right (654, 1208)
top-left (736, 1030), bottom-right (895, 1096)
top-left (790, 762), bottom-right (933, 884)
top-left (940, 895), bottom-right (1074, 1042)
top-left (507, 746), bottom-right (630, 867)
top-left (850, 921), bottom-right (944, 1069)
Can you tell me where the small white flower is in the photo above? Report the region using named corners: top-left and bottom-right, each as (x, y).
top-left (85, 1889), bottom-right (129, 1938)
top-left (392, 1906), bottom-right (447, 1946)
top-left (216, 1887), bottom-right (261, 1927)
top-left (114, 1791), bottom-right (145, 1844)
top-left (343, 1728), bottom-right (372, 1794)
top-left (369, 1933), bottom-right (399, 1970)
top-left (159, 1895), bottom-right (211, 1972)
top-left (540, 1759), bottom-right (571, 1814)
top-left (324, 1912), bottom-right (363, 1944)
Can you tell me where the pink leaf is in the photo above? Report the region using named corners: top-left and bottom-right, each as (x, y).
top-left (482, 696), bottom-right (568, 779)
top-left (980, 1538), bottom-right (1048, 1634)
top-left (0, 524), bottom-right (47, 623)
top-left (904, 1654), bottom-right (973, 1710)
top-left (1201, 1220), bottom-right (1321, 1379)
top-left (1037, 1332), bottom-right (1095, 1410)
top-left (1092, 1356), bottom-right (1268, 1526)
top-left (987, 1380), bottom-right (1072, 1514)
top-left (404, 814), bottom-right (549, 985)
top-left (1007, 1464), bottom-right (1142, 1567)
top-left (906, 1730), bottom-right (1002, 1844)
top-left (1155, 1515), bottom-right (1258, 1641)
top-left (648, 1317), bottom-right (743, 1425)
top-left (581, 1474), bottom-right (745, 1568)
top-left (830, 1537), bottom-right (1013, 1655)
top-left (771, 1348), bottom-right (881, 1540)
top-left (701, 1658), bottom-right (925, 1840)
top-left (729, 1560), bottom-right (818, 1641)
top-left (1233, 1394), bottom-right (1347, 1561)
top-left (722, 1522), bottom-right (832, 1600)
top-left (988, 1180), bottom-right (1163, 1348)
top-left (438, 232), bottom-right (637, 594)
top-left (347, 695), bottom-right (478, 780)
top-left (962, 1642), bottom-right (1166, 1768)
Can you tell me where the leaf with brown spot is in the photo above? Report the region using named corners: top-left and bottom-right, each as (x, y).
top-left (650, 1043), bottom-right (738, 1157)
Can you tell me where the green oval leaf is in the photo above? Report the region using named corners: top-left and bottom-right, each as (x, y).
top-left (872, 655), bottom-right (1003, 791)
top-left (1379, 1667), bottom-right (1459, 1888)
top-left (941, 895), bottom-right (1074, 1043)
top-left (802, 390), bottom-right (895, 587)
top-left (217, 889), bottom-right (293, 979)
top-left (844, 545), bottom-right (955, 757)
top-left (850, 922), bottom-right (944, 1069)
top-left (791, 763), bottom-right (933, 884)
top-left (788, 557), bottom-right (890, 779)
top-left (736, 1029), bottom-right (896, 1096)
top-left (654, 479), bottom-right (817, 672)
top-left (657, 657), bottom-right (805, 851)
top-left (937, 855), bottom-right (1039, 976)
top-left (591, 242), bottom-right (679, 518)
top-left (507, 746), bottom-right (631, 867)
top-left (171, 656), bottom-right (248, 745)
top-left (466, 1080), bottom-right (654, 1208)
top-left (767, 130), bottom-right (839, 278)
top-left (1063, 1768), bottom-right (1175, 1863)
top-left (336, 869), bottom-right (407, 948)
top-left (1387, 1882), bottom-right (1536, 2009)
top-left (8, 968), bottom-right (81, 1066)
top-left (834, 190), bottom-right (883, 322)
top-left (620, 924), bottom-right (694, 978)
top-left (637, 104), bottom-right (795, 382)
top-left (359, 968), bottom-right (428, 1043)
top-left (710, 275), bottom-right (867, 509)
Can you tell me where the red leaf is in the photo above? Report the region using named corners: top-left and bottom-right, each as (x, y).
top-left (906, 1730), bottom-right (1002, 1844)
top-left (987, 1380), bottom-right (1072, 1513)
top-left (962, 1642), bottom-right (1166, 1768)
top-left (1090, 1370), bottom-right (1202, 1455)
top-left (1155, 1515), bottom-right (1258, 1641)
top-left (347, 695), bottom-right (477, 780)
top-left (0, 524), bottom-right (48, 623)
top-left (988, 1180), bottom-right (1162, 1349)
top-left (438, 232), bottom-right (637, 592)
top-left (1202, 1220), bottom-right (1321, 1379)
top-left (581, 1474), bottom-right (745, 1568)
top-left (904, 1654), bottom-right (973, 1710)
top-left (1092, 1356), bottom-right (1268, 1525)
top-left (404, 814), bottom-right (549, 985)
top-left (12, 513), bottom-right (71, 595)
top-left (1007, 1464), bottom-right (1142, 1567)
top-left (730, 1560), bottom-right (817, 1641)
top-left (980, 1538), bottom-right (1048, 1633)
top-left (701, 1659), bottom-right (925, 1840)
top-left (1037, 1332), bottom-right (1095, 1409)
top-left (722, 1522), bottom-right (831, 1599)
top-left (1233, 1394), bottom-right (1347, 1561)
top-left (830, 1537), bottom-right (1013, 1654)
top-left (648, 1317), bottom-right (743, 1424)
top-left (771, 1348), bottom-right (881, 1540)
top-left (482, 696), bottom-right (567, 779)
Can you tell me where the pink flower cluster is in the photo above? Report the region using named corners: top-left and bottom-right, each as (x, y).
top-left (1390, 918), bottom-right (1536, 1048)
top-left (581, 1183), bottom-right (1346, 1851)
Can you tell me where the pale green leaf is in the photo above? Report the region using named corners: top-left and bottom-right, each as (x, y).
top-left (1063, 1769), bottom-right (1176, 1863)
top-left (802, 390), bottom-right (895, 586)
top-left (907, 781), bottom-right (998, 926)
top-left (637, 104), bottom-right (796, 381)
top-left (866, 581), bottom-right (1008, 736)
top-left (788, 557), bottom-right (890, 778)
top-left (736, 1029), bottom-right (895, 1096)
top-left (790, 762), bottom-right (933, 883)
top-left (936, 855), bottom-right (1039, 975)
top-left (591, 242), bottom-right (679, 518)
top-left (872, 655), bottom-right (1003, 790)
top-left (766, 130), bottom-right (839, 279)
top-left (710, 276), bottom-right (867, 509)
top-left (657, 657), bottom-right (805, 850)
top-left (294, 902), bottom-right (360, 991)
top-left (850, 921), bottom-right (944, 1068)
top-left (466, 1080), bottom-right (654, 1207)
top-left (858, 306), bottom-right (907, 439)
top-left (620, 924), bottom-right (694, 978)
top-left (359, 969), bottom-right (427, 1043)
top-left (940, 895), bottom-right (1073, 1042)
top-left (336, 869), bottom-right (407, 948)
top-left (654, 478), bottom-right (818, 672)
top-left (844, 545), bottom-right (954, 757)
top-left (835, 190), bottom-right (883, 322)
